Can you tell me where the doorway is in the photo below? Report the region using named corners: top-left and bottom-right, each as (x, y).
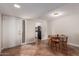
top-left (16, 19), bottom-right (26, 46)
top-left (35, 22), bottom-right (42, 40)
top-left (22, 20), bottom-right (25, 44)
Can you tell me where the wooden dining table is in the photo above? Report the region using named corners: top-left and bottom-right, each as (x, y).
top-left (48, 34), bottom-right (68, 51)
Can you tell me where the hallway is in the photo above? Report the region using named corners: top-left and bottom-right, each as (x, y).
top-left (1, 40), bottom-right (79, 56)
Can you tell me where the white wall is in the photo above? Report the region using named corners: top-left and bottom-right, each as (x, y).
top-left (26, 19), bottom-right (48, 43)
top-left (2, 15), bottom-right (23, 49)
top-left (25, 20), bottom-right (28, 43)
top-left (0, 13), bottom-right (1, 52)
top-left (2, 15), bottom-right (16, 49)
top-left (26, 20), bottom-right (35, 43)
top-left (49, 4), bottom-right (79, 47)
top-left (47, 20), bottom-right (52, 35)
top-left (0, 14), bottom-right (48, 49)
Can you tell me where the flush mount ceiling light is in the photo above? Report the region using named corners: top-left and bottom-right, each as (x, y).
top-left (50, 11), bottom-right (63, 17)
top-left (14, 4), bottom-right (21, 8)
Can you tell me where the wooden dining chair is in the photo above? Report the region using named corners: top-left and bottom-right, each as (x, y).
top-left (51, 34), bottom-right (61, 51)
top-left (48, 35), bottom-right (52, 47)
top-left (60, 35), bottom-right (68, 50)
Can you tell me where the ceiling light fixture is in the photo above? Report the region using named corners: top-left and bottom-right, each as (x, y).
top-left (14, 4), bottom-right (21, 8)
top-left (50, 11), bottom-right (63, 17)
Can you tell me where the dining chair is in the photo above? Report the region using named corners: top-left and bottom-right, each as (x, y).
top-left (60, 35), bottom-right (68, 50)
top-left (48, 35), bottom-right (52, 47)
top-left (51, 34), bottom-right (61, 51)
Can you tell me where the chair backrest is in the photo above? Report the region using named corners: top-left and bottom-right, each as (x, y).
top-left (60, 34), bottom-right (68, 42)
top-left (51, 34), bottom-right (60, 40)
top-left (48, 34), bottom-right (68, 42)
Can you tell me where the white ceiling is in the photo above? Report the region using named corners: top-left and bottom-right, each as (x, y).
top-left (44, 3), bottom-right (79, 20)
top-left (0, 3), bottom-right (65, 19)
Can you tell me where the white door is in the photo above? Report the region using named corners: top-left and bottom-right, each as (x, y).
top-left (2, 15), bottom-right (23, 49)
top-left (16, 18), bottom-right (23, 45)
top-left (2, 15), bottom-right (17, 49)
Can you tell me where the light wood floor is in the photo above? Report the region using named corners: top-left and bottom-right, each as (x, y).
top-left (1, 40), bottom-right (79, 56)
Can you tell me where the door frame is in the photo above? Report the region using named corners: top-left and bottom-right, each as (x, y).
top-left (21, 20), bottom-right (26, 45)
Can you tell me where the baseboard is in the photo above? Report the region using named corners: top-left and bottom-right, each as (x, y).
top-left (1, 45), bottom-right (21, 51)
top-left (68, 43), bottom-right (79, 47)
top-left (21, 42), bottom-right (27, 46)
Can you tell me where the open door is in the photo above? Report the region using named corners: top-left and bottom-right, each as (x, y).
top-left (22, 20), bottom-right (26, 45)
top-left (16, 18), bottom-right (23, 45)
top-left (16, 19), bottom-right (26, 45)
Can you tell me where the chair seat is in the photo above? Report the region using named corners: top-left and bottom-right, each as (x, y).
top-left (52, 39), bottom-right (60, 43)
